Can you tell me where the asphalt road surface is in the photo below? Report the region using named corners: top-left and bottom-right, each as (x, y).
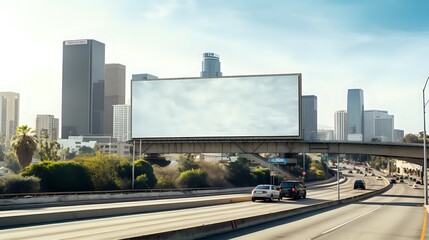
top-left (206, 179), bottom-right (428, 240)
top-left (0, 172), bottom-right (388, 239)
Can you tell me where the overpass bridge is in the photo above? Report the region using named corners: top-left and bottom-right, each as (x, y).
top-left (133, 140), bottom-right (428, 166)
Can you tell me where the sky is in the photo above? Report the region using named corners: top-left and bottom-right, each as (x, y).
top-left (1, 0), bottom-right (428, 135)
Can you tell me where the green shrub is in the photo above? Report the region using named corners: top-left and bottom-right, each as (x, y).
top-left (134, 174), bottom-right (149, 189)
top-left (21, 161), bottom-right (93, 192)
top-left (176, 169), bottom-right (209, 188)
top-left (226, 158), bottom-right (255, 187)
top-left (134, 159), bottom-right (157, 188)
top-left (155, 176), bottom-right (177, 189)
top-left (0, 174), bottom-right (40, 193)
top-left (251, 167), bottom-right (270, 185)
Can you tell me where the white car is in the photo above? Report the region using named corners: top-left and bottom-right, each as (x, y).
top-left (251, 184), bottom-right (280, 202)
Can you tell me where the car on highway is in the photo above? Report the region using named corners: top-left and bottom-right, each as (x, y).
top-left (251, 184), bottom-right (280, 202)
top-left (376, 176), bottom-right (382, 180)
top-left (353, 180), bottom-right (366, 189)
top-left (278, 181), bottom-right (307, 199)
top-left (390, 179), bottom-right (397, 184)
top-left (416, 180), bottom-right (422, 185)
top-left (371, 173), bottom-right (376, 176)
top-left (348, 170), bottom-right (353, 174)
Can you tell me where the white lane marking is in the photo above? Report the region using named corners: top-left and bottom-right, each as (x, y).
top-left (314, 206), bottom-right (382, 239)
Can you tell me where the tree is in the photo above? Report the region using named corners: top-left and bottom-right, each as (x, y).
top-left (38, 139), bottom-right (62, 161)
top-left (10, 125), bottom-right (38, 169)
top-left (403, 133), bottom-right (421, 143)
top-left (4, 152), bottom-right (20, 173)
top-left (226, 157), bottom-right (255, 187)
top-left (78, 146), bottom-right (95, 156)
top-left (178, 154), bottom-right (199, 172)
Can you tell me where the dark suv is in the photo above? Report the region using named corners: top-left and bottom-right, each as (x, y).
top-left (353, 180), bottom-right (366, 189)
top-left (278, 181), bottom-right (306, 199)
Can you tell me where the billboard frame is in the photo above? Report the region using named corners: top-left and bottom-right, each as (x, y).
top-left (131, 73), bottom-right (302, 143)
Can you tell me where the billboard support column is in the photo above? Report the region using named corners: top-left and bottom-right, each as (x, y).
top-left (139, 139), bottom-right (142, 159)
top-left (132, 140), bottom-right (135, 189)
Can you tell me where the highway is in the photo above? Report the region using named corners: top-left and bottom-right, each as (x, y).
top-left (207, 178), bottom-right (428, 240)
top-left (0, 171), bottom-right (389, 239)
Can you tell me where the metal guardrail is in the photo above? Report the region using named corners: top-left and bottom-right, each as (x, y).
top-left (0, 187), bottom-right (230, 199)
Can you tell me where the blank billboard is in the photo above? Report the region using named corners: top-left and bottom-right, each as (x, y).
top-left (131, 74), bottom-right (301, 140)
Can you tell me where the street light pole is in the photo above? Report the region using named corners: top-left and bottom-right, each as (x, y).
top-left (423, 76), bottom-right (429, 205)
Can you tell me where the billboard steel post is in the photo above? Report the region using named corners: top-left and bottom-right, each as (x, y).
top-left (132, 140), bottom-right (135, 189)
top-left (423, 76), bottom-right (429, 205)
top-left (337, 154), bottom-right (340, 200)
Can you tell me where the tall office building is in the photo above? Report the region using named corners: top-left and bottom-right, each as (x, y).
top-left (302, 95), bottom-right (317, 141)
top-left (36, 114), bottom-right (59, 140)
top-left (61, 39), bottom-right (105, 139)
top-left (347, 89), bottom-right (364, 141)
top-left (394, 129), bottom-right (404, 142)
top-left (334, 110), bottom-right (348, 140)
top-left (364, 110), bottom-right (394, 142)
top-left (104, 64), bottom-right (126, 136)
top-left (317, 129), bottom-right (334, 141)
top-left (113, 104), bottom-right (131, 142)
top-left (200, 52), bottom-right (222, 77)
top-left (131, 74), bottom-right (158, 81)
top-left (0, 92), bottom-right (19, 142)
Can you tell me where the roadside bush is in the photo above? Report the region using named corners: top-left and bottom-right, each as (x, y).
top-left (226, 157), bottom-right (255, 187)
top-left (0, 174), bottom-right (40, 193)
top-left (21, 161), bottom-right (93, 192)
top-left (134, 159), bottom-right (157, 188)
top-left (176, 169), bottom-right (209, 188)
top-left (74, 153), bottom-right (120, 190)
top-left (155, 176), bottom-right (177, 189)
top-left (251, 167), bottom-right (270, 185)
top-left (200, 162), bottom-right (231, 187)
top-left (134, 174), bottom-right (150, 189)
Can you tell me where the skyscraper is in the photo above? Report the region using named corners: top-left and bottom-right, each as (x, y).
top-left (0, 92), bottom-right (19, 142)
top-left (104, 64), bottom-right (126, 136)
top-left (113, 104), bottom-right (131, 142)
top-left (334, 110), bottom-right (348, 140)
top-left (61, 39), bottom-right (105, 139)
top-left (36, 114), bottom-right (59, 140)
top-left (200, 52), bottom-right (222, 77)
top-left (347, 89), bottom-right (364, 141)
top-left (364, 110), bottom-right (394, 142)
top-left (302, 95), bottom-right (317, 141)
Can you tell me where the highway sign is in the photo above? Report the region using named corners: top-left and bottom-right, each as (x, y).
top-left (269, 158), bottom-right (289, 164)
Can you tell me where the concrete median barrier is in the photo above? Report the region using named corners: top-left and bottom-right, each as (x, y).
top-left (0, 195), bottom-right (251, 229)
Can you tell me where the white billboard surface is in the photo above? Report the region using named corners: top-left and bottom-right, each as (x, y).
top-left (132, 74), bottom-right (301, 139)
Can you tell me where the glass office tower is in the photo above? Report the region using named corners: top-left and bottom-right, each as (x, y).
top-left (302, 95), bottom-right (317, 141)
top-left (61, 39), bottom-right (105, 139)
top-left (347, 89), bottom-right (364, 141)
top-left (200, 52), bottom-right (222, 77)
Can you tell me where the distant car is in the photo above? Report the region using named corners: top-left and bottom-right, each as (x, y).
top-left (251, 184), bottom-right (280, 202)
top-left (400, 176), bottom-right (404, 179)
top-left (400, 179), bottom-right (404, 183)
top-left (278, 181), bottom-right (307, 199)
top-left (371, 173), bottom-right (376, 176)
top-left (416, 180), bottom-right (422, 185)
top-left (364, 173), bottom-right (367, 176)
top-left (376, 176), bottom-right (382, 180)
top-left (390, 179), bottom-right (397, 184)
top-left (354, 180), bottom-right (366, 189)
top-left (348, 170), bottom-right (353, 174)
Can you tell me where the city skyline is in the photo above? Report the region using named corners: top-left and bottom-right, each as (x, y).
top-left (1, 1), bottom-right (429, 135)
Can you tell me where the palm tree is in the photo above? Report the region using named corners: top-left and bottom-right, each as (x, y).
top-left (10, 125), bottom-right (37, 169)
